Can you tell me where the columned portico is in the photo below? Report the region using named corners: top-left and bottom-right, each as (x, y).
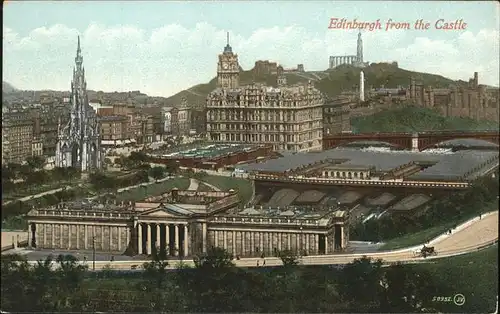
top-left (136, 221), bottom-right (190, 257)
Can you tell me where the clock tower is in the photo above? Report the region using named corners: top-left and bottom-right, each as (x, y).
top-left (217, 32), bottom-right (240, 89)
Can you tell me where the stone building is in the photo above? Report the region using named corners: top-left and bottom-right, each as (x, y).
top-left (1, 111), bottom-right (34, 164)
top-left (207, 34), bottom-right (324, 152)
top-left (26, 189), bottom-right (348, 257)
top-left (98, 115), bottom-right (135, 147)
top-left (408, 72), bottom-right (500, 122)
top-left (254, 60), bottom-right (278, 76)
top-left (32, 105), bottom-right (70, 157)
top-left (323, 95), bottom-right (354, 135)
top-left (190, 108), bottom-right (207, 134)
top-left (207, 83), bottom-right (324, 152)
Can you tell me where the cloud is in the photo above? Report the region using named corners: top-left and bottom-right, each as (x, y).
top-left (3, 23), bottom-right (499, 97)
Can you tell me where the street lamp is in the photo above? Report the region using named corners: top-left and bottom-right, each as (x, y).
top-left (92, 236), bottom-right (96, 271)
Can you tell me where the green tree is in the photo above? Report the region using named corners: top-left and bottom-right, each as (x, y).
top-left (149, 166), bottom-right (166, 182)
top-left (338, 256), bottom-right (384, 312)
top-left (380, 263), bottom-right (440, 313)
top-left (193, 247), bottom-right (235, 269)
top-left (278, 249), bottom-right (301, 267)
top-left (26, 156), bottom-right (46, 171)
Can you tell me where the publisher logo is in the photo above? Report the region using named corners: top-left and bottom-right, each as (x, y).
top-left (453, 294), bottom-right (466, 306)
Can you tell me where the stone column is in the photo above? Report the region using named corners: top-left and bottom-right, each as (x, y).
top-left (324, 236), bottom-right (328, 254)
top-left (118, 227), bottom-right (121, 251)
top-left (340, 226), bottom-right (343, 249)
top-left (165, 224), bottom-right (170, 252)
top-left (59, 224), bottom-right (63, 249)
top-left (214, 230), bottom-right (219, 248)
top-left (202, 223), bottom-right (207, 253)
top-left (232, 231), bottom-right (237, 255)
top-left (76, 225), bottom-right (80, 249)
top-left (250, 232), bottom-right (254, 255)
top-left (174, 224), bottom-right (179, 256)
top-left (223, 231), bottom-right (227, 250)
top-left (101, 226), bottom-right (105, 250)
top-left (315, 234), bottom-right (319, 254)
top-left (296, 233), bottom-right (300, 252)
top-left (306, 233), bottom-right (311, 254)
top-left (241, 232), bottom-right (246, 255)
top-left (184, 225), bottom-right (189, 256)
top-left (126, 227), bottom-right (130, 249)
top-left (84, 225), bottom-right (87, 250)
top-left (259, 232), bottom-right (263, 253)
top-left (138, 224), bottom-right (143, 255)
top-left (287, 233), bottom-right (291, 250)
top-left (43, 224), bottom-right (47, 247)
top-left (156, 224), bottom-right (161, 251)
top-left (27, 224), bottom-right (32, 249)
top-left (147, 224), bottom-right (152, 255)
top-left (109, 226), bottom-right (113, 251)
top-left (68, 225), bottom-right (72, 249)
top-left (277, 233), bottom-right (282, 251)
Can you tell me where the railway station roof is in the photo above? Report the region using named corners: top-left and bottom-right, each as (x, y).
top-left (237, 147), bottom-right (498, 180)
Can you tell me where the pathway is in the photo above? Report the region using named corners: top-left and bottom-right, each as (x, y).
top-left (3, 186), bottom-right (75, 206)
top-left (200, 180), bottom-right (221, 191)
top-left (188, 178), bottom-right (199, 191)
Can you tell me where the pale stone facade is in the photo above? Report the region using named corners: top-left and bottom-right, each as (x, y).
top-left (206, 84), bottom-right (324, 152)
top-left (26, 190), bottom-right (348, 257)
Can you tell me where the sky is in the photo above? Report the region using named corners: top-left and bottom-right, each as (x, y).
top-left (3, 1), bottom-right (500, 97)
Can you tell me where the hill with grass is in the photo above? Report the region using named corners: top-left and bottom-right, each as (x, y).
top-left (165, 62), bottom-right (462, 107)
top-left (351, 106), bottom-right (499, 133)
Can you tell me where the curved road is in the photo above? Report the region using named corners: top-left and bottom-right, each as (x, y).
top-left (86, 211), bottom-right (498, 270)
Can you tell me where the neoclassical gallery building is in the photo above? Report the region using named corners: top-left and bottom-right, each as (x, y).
top-left (26, 189), bottom-right (349, 258)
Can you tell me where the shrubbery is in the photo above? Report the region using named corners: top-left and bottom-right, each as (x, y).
top-left (1, 250), bottom-right (448, 313)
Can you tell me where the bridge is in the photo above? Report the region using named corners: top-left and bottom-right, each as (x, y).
top-left (323, 130), bottom-right (499, 151)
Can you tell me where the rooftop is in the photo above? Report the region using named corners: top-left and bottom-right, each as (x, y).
top-left (237, 147), bottom-right (499, 181)
top-left (153, 143), bottom-right (261, 159)
top-left (229, 207), bottom-right (346, 226)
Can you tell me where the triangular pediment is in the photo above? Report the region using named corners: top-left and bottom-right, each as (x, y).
top-left (139, 204), bottom-right (191, 218)
top-left (139, 208), bottom-right (178, 218)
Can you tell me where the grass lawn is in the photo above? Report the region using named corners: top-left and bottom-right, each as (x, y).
top-left (379, 221), bottom-right (458, 251)
top-left (115, 177), bottom-right (190, 201)
top-left (201, 176), bottom-right (253, 206)
top-left (413, 244), bottom-right (498, 313)
top-left (379, 202), bottom-right (497, 251)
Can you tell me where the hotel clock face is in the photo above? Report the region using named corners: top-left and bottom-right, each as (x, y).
top-left (223, 63), bottom-right (229, 70)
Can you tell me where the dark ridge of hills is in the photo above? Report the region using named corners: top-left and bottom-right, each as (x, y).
top-left (2, 81), bottom-right (18, 93)
top-left (164, 63), bottom-right (463, 107)
top-left (3, 63), bottom-right (479, 108)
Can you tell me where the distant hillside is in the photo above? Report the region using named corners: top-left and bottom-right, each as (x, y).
top-left (2, 81), bottom-right (17, 93)
top-left (165, 63), bottom-right (461, 107)
top-left (351, 106), bottom-right (499, 133)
